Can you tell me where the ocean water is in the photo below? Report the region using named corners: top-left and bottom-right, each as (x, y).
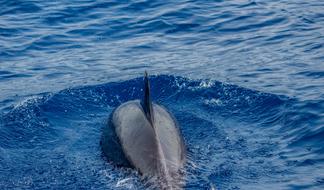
top-left (0, 0), bottom-right (323, 189)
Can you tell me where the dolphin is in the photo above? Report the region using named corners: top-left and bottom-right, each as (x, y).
top-left (101, 72), bottom-right (186, 189)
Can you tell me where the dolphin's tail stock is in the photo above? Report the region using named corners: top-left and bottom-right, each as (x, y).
top-left (141, 71), bottom-right (154, 125)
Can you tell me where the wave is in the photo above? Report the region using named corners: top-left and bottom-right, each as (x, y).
top-left (0, 75), bottom-right (322, 189)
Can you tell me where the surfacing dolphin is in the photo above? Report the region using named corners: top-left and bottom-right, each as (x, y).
top-left (101, 72), bottom-right (186, 189)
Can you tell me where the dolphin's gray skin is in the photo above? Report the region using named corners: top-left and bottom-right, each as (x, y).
top-left (101, 72), bottom-right (186, 189)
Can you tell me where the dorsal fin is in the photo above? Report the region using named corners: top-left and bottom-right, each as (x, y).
top-left (141, 71), bottom-right (154, 124)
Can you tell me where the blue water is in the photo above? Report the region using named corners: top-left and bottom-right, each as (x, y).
top-left (0, 0), bottom-right (323, 189)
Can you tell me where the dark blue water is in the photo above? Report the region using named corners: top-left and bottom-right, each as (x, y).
top-left (0, 0), bottom-right (323, 189)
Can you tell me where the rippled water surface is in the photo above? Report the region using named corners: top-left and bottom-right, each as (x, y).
top-left (0, 0), bottom-right (323, 189)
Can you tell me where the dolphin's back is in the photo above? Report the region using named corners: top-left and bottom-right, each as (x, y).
top-left (104, 72), bottom-right (185, 189)
top-left (152, 104), bottom-right (185, 173)
top-left (113, 100), bottom-right (158, 176)
top-left (112, 100), bottom-right (185, 185)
